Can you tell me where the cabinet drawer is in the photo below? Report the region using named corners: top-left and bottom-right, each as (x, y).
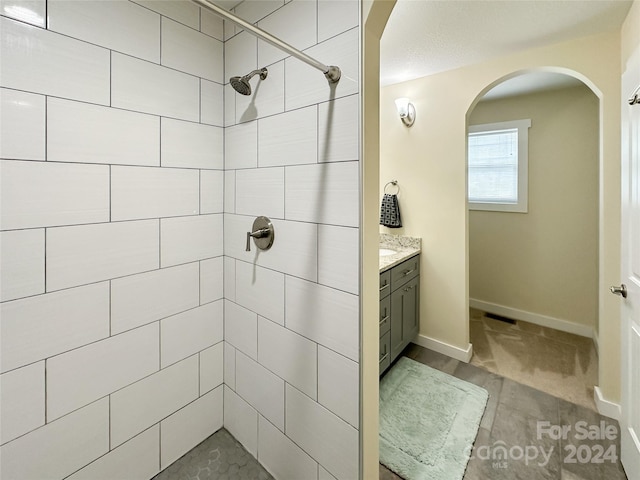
top-left (379, 270), bottom-right (391, 299)
top-left (379, 296), bottom-right (391, 336)
top-left (391, 255), bottom-right (419, 290)
top-left (379, 331), bottom-right (391, 375)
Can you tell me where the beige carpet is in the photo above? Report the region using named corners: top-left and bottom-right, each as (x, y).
top-left (469, 309), bottom-right (598, 411)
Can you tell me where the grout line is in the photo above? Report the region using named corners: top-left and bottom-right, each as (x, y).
top-left (159, 117), bottom-right (162, 167)
top-left (158, 421), bottom-right (162, 472)
top-left (108, 165), bottom-right (112, 222)
top-left (159, 16), bottom-right (163, 66)
top-left (108, 395), bottom-right (112, 449)
top-left (109, 51), bottom-right (112, 107)
top-left (43, 228), bottom-right (47, 293)
top-left (158, 317), bottom-right (162, 372)
top-left (44, 359), bottom-right (48, 424)
top-left (158, 218), bottom-right (161, 270)
top-left (44, 95), bottom-right (48, 161)
top-left (108, 280), bottom-right (112, 337)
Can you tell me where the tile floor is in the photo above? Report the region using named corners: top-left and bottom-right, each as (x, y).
top-left (152, 429), bottom-right (273, 480)
top-left (380, 344), bottom-right (629, 480)
top-left (154, 343), bottom-right (627, 480)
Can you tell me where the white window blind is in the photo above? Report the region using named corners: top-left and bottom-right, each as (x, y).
top-left (467, 119), bottom-right (531, 213)
top-left (468, 128), bottom-right (518, 203)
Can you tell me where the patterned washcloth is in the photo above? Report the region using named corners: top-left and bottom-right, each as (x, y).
top-left (380, 193), bottom-right (402, 228)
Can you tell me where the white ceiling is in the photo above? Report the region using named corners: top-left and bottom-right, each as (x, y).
top-left (481, 71), bottom-right (585, 101)
top-left (380, 0), bottom-right (633, 93)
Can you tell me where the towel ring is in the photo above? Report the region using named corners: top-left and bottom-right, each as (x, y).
top-left (629, 84), bottom-right (640, 105)
top-left (384, 180), bottom-right (400, 195)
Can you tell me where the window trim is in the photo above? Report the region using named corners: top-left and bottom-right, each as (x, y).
top-left (467, 118), bottom-right (531, 213)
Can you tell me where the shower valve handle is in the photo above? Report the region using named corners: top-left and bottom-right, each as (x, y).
top-left (245, 216), bottom-right (275, 252)
top-left (246, 228), bottom-right (269, 251)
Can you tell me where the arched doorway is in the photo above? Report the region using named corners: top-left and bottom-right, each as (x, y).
top-left (466, 71), bottom-right (601, 410)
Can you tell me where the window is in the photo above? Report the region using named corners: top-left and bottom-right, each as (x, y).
top-left (467, 119), bottom-right (531, 212)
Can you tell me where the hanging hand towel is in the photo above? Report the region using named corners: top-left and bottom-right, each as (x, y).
top-left (380, 193), bottom-right (402, 228)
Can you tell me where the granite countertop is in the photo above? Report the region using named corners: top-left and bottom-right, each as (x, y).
top-left (379, 233), bottom-right (421, 272)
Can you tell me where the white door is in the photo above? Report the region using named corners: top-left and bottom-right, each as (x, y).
top-left (620, 45), bottom-right (640, 480)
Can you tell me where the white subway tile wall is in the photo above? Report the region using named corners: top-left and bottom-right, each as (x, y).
top-left (0, 0), bottom-right (360, 478)
top-left (209, 0), bottom-right (362, 475)
top-left (110, 355), bottom-right (199, 447)
top-left (46, 322), bottom-right (160, 421)
top-left (47, 97), bottom-right (161, 167)
top-left (223, 385), bottom-right (259, 456)
top-left (0, 399), bottom-right (109, 480)
top-left (0, 17), bottom-right (110, 104)
top-left (0, 89), bottom-right (45, 161)
top-left (0, 1), bottom-right (225, 477)
top-left (200, 342), bottom-right (224, 394)
top-left (235, 351), bottom-right (285, 431)
top-left (66, 426), bottom-right (160, 480)
top-left (0, 160), bottom-right (110, 230)
top-left (200, 8), bottom-right (224, 41)
top-left (160, 301), bottom-right (224, 368)
top-left (258, 414), bottom-right (318, 480)
top-left (159, 386), bottom-right (224, 470)
top-left (285, 384), bottom-right (359, 480)
top-left (0, 229), bottom-right (45, 302)
top-left (0, 361), bottom-right (45, 444)
top-left (161, 17), bottom-right (224, 83)
top-left (256, 0), bottom-right (317, 67)
top-left (225, 31), bottom-right (258, 86)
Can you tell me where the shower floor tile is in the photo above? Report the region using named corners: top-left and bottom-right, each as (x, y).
top-left (153, 428), bottom-right (273, 480)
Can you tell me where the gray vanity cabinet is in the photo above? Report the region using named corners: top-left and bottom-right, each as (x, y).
top-left (380, 254), bottom-right (420, 375)
top-left (379, 271), bottom-right (392, 374)
top-left (390, 275), bottom-right (419, 360)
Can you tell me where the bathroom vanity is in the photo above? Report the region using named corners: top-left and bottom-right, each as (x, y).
top-left (379, 235), bottom-right (421, 375)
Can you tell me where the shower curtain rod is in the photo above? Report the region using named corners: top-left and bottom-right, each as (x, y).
top-left (190, 0), bottom-right (341, 83)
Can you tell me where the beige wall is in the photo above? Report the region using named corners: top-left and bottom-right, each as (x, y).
top-left (622, 0), bottom-right (640, 66)
top-left (468, 86), bottom-right (599, 329)
top-left (380, 30), bottom-right (622, 400)
top-left (362, 2), bottom-right (396, 478)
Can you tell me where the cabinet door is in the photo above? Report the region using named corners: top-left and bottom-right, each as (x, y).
top-left (379, 331), bottom-right (391, 375)
top-left (390, 276), bottom-right (420, 360)
top-left (401, 276), bottom-right (419, 343)
top-left (379, 296), bottom-right (391, 336)
top-left (379, 270), bottom-right (391, 299)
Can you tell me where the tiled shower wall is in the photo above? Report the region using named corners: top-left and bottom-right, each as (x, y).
top-left (222, 0), bottom-right (360, 478)
top-left (0, 1), bottom-right (225, 478)
top-left (0, 0), bottom-right (361, 479)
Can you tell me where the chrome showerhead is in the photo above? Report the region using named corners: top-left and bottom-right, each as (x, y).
top-left (230, 67), bottom-right (268, 96)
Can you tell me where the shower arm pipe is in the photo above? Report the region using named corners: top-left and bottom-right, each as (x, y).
top-left (189, 0), bottom-right (341, 83)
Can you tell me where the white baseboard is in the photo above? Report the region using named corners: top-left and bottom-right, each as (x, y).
top-left (413, 334), bottom-right (473, 363)
top-left (594, 386), bottom-right (621, 420)
top-left (470, 299), bottom-right (594, 339)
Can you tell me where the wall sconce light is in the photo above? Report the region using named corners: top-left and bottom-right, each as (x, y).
top-left (395, 97), bottom-right (415, 127)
